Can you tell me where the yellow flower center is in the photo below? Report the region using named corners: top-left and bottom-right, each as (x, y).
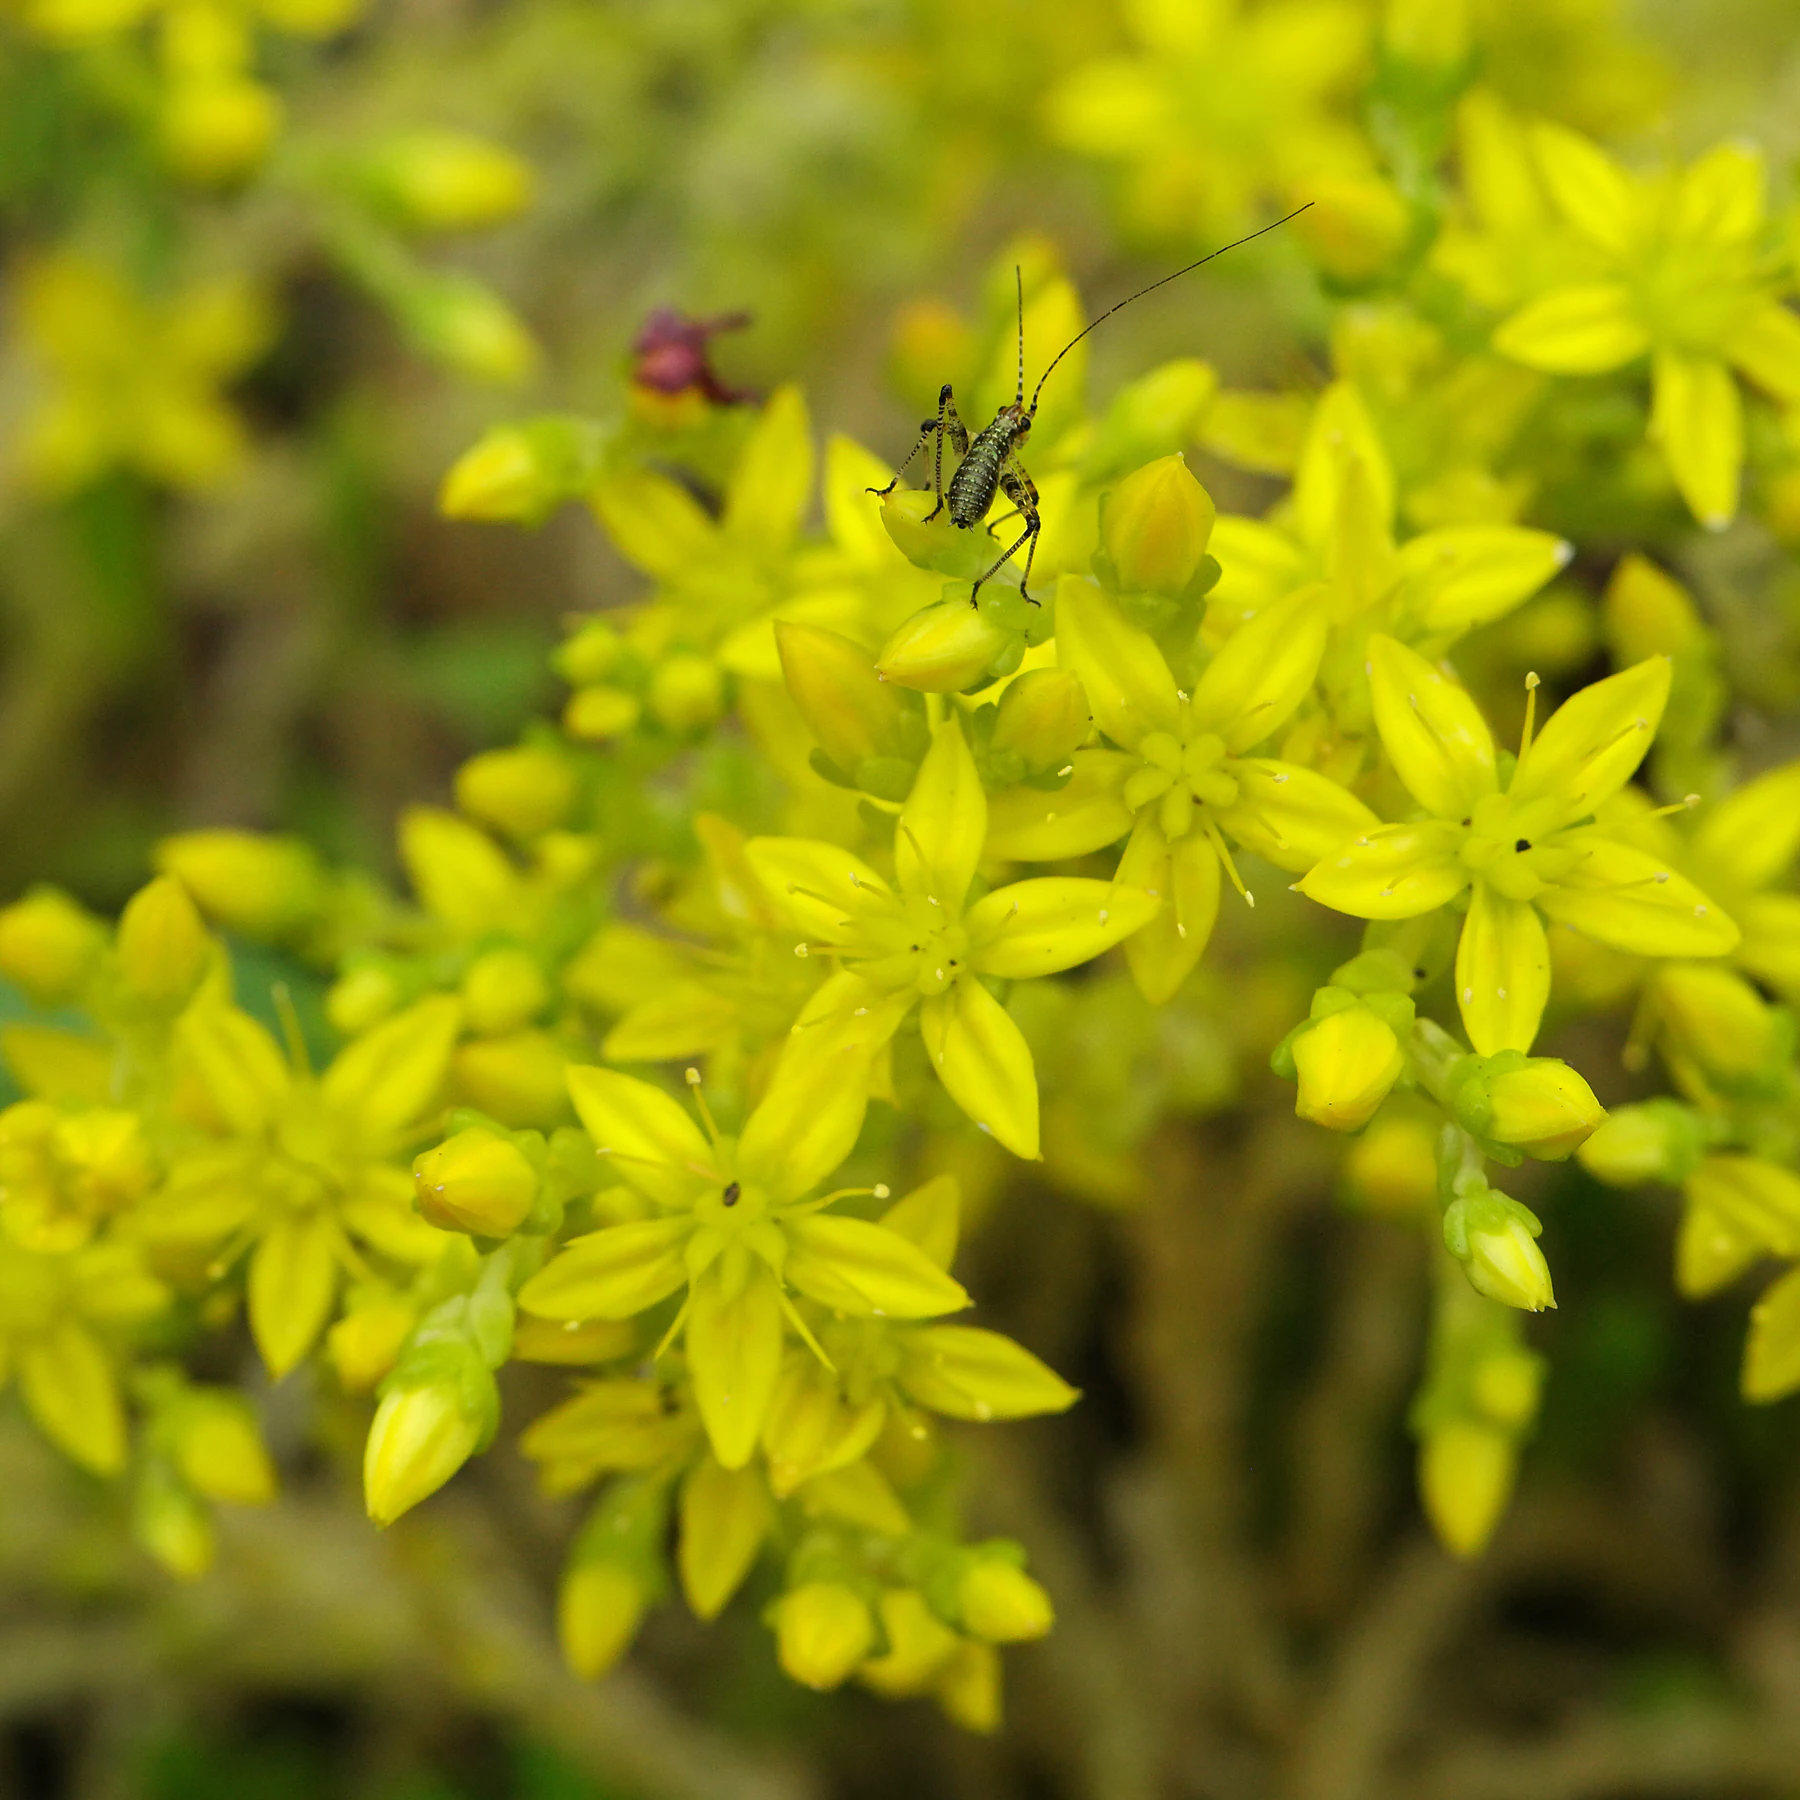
top-left (1125, 724), bottom-right (1239, 842)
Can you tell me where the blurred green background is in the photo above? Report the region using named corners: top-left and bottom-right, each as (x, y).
top-left (6, 2), bottom-right (1800, 1797)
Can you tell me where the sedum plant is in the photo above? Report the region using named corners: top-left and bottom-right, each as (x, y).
top-left (5, 0), bottom-right (1800, 1750)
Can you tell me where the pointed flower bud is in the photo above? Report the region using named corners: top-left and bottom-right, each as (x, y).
top-left (0, 887), bottom-right (106, 1003)
top-left (413, 1127), bottom-right (539, 1236)
top-left (363, 1330), bottom-right (498, 1526)
top-left (958, 1553), bottom-right (1054, 1643)
top-left (1654, 963), bottom-right (1789, 1095)
top-left (1578, 1099), bottom-right (1708, 1187)
top-left (559, 1560), bottom-right (647, 1680)
top-left (1442, 1190), bottom-right (1555, 1312)
top-left (648, 653), bottom-right (724, 734)
top-left (1452, 1052), bottom-right (1605, 1161)
top-left (116, 876), bottom-right (209, 1007)
top-left (326, 1296), bottom-right (417, 1393)
top-left (776, 621), bottom-right (926, 785)
top-left (1420, 1421), bottom-right (1514, 1559)
top-left (455, 745), bottom-right (578, 838)
top-left (554, 618), bottom-right (624, 687)
top-left (877, 601), bottom-right (1016, 693)
top-left (774, 1581), bottom-right (876, 1690)
top-left (362, 130), bottom-right (534, 232)
top-left (1096, 454), bottom-right (1216, 598)
top-left (460, 947), bottom-right (549, 1036)
top-left (990, 668), bottom-right (1090, 777)
top-left (565, 685), bottom-right (642, 742)
top-left (935, 1640), bottom-right (1003, 1734)
top-left (134, 1462), bottom-right (216, 1580)
top-left (326, 961), bottom-right (407, 1037)
top-left (1285, 989), bottom-right (1411, 1133)
top-left (155, 831), bottom-right (327, 939)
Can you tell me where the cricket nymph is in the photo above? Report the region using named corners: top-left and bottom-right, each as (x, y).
top-left (871, 205), bottom-right (1311, 608)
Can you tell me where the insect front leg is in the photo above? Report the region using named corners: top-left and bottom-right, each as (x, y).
top-left (970, 458), bottom-right (1042, 607)
top-left (868, 411), bottom-right (942, 499)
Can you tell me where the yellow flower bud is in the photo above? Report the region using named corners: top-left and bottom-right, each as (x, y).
top-left (1479, 1059), bottom-right (1605, 1160)
top-left (441, 427), bottom-right (541, 520)
top-left (326, 1297), bottom-right (417, 1393)
top-left (1470, 1350), bottom-right (1544, 1428)
top-left (1292, 1006), bottom-right (1406, 1132)
top-left (155, 831), bottom-right (326, 938)
top-left (990, 668), bottom-right (1090, 775)
top-left (405, 274), bottom-right (538, 385)
top-left (648, 653), bottom-right (725, 734)
top-left (1420, 1421), bottom-right (1514, 1559)
top-left (161, 75), bottom-right (280, 184)
top-left (858, 1589), bottom-right (960, 1697)
top-left (0, 886), bottom-right (105, 1003)
top-left (365, 130), bottom-right (534, 232)
top-left (876, 602), bottom-right (1014, 693)
top-left (1448, 1197), bottom-right (1556, 1313)
top-left (455, 745), bottom-right (577, 838)
top-left (363, 1378), bottom-right (484, 1526)
top-left (173, 1392), bottom-right (276, 1505)
top-left (774, 1581), bottom-right (875, 1690)
top-left (1342, 1113), bottom-right (1438, 1217)
top-left (412, 1127), bottom-right (539, 1236)
top-left (1654, 963), bottom-right (1784, 1091)
top-left (452, 1029), bottom-right (571, 1129)
top-left (935, 1639), bottom-right (1002, 1734)
top-left (564, 685), bottom-right (642, 741)
top-left (1577, 1100), bottom-right (1702, 1187)
top-left (460, 947), bottom-right (549, 1036)
top-left (878, 489), bottom-right (995, 581)
top-left (554, 618), bottom-right (624, 687)
top-left (775, 620), bottom-right (922, 773)
top-left (958, 1558), bottom-right (1053, 1643)
top-left (116, 876), bottom-right (209, 1007)
top-left (559, 1561), bottom-right (645, 1680)
top-left (1292, 176), bottom-right (1412, 282)
top-left (1604, 553), bottom-right (1708, 663)
top-left (1098, 454), bottom-right (1215, 598)
top-left (326, 963), bottom-right (405, 1036)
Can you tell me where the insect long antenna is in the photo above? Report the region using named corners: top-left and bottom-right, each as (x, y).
top-left (1026, 201), bottom-right (1314, 417)
top-left (1014, 264), bottom-right (1025, 408)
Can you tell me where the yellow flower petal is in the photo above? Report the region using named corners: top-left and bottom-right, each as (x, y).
top-left (1118, 816), bottom-right (1220, 1003)
top-left (1299, 820), bottom-right (1469, 919)
top-left (1689, 758), bottom-right (1800, 893)
top-left (565, 1065), bottom-right (715, 1208)
top-left (1528, 122), bottom-right (1637, 255)
top-left (1737, 893), bottom-right (1800, 1001)
top-left (688, 1263), bottom-right (787, 1470)
top-left (1294, 381), bottom-right (1395, 555)
top-left (1508, 655), bottom-right (1669, 832)
top-left (249, 1212), bottom-right (339, 1380)
top-left (723, 385), bottom-right (814, 552)
top-left (783, 1215), bottom-right (969, 1318)
top-left (1535, 835), bottom-right (1739, 958)
top-left (737, 1029), bottom-right (876, 1202)
top-left (1727, 302), bottom-right (1800, 407)
top-left (1207, 515), bottom-right (1310, 618)
top-left (1455, 885), bottom-right (1550, 1054)
top-left (966, 877), bottom-right (1160, 978)
top-left (679, 1456), bottom-right (771, 1620)
top-left (320, 996), bottom-right (461, 1147)
top-left (897, 1325), bottom-right (1079, 1421)
top-left (1651, 350), bottom-right (1741, 530)
top-left (1216, 760), bottom-right (1379, 874)
top-left (743, 837), bottom-right (895, 946)
top-left (1493, 284), bottom-right (1649, 374)
top-left (1397, 526), bottom-right (1572, 635)
top-left (1743, 1265), bottom-right (1800, 1403)
top-left (20, 1322), bottom-right (126, 1475)
top-left (588, 464), bottom-right (717, 580)
top-left (1190, 586), bottom-right (1326, 753)
top-left (517, 1218), bottom-right (692, 1321)
top-left (1054, 581), bottom-right (1179, 754)
top-left (1366, 634), bottom-right (1497, 819)
top-left (897, 723), bottom-right (987, 915)
top-left (919, 979), bottom-right (1039, 1159)
top-left (984, 749), bottom-right (1136, 861)
top-left (1673, 141), bottom-right (1765, 248)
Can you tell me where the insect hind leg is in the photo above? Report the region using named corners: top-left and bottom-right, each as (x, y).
top-left (968, 459), bottom-right (1043, 607)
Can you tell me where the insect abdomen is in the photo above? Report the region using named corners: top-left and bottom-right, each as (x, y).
top-left (946, 422), bottom-right (1017, 527)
